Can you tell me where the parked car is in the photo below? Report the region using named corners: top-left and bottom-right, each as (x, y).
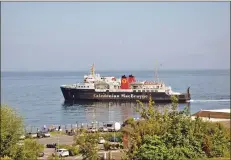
top-left (104, 122), bottom-right (121, 132)
top-left (53, 149), bottom-right (69, 157)
top-left (109, 137), bottom-right (120, 142)
top-left (37, 131), bottom-right (51, 138)
top-left (98, 127), bottom-right (108, 132)
top-left (87, 127), bottom-right (97, 133)
top-left (46, 143), bottom-right (57, 148)
top-left (44, 132), bottom-right (51, 137)
top-left (104, 123), bottom-right (114, 132)
top-left (66, 129), bottom-right (75, 136)
top-left (26, 133), bottom-right (37, 138)
top-left (19, 135), bottom-right (25, 140)
top-left (98, 137), bottom-right (106, 144)
top-left (38, 152), bottom-right (44, 157)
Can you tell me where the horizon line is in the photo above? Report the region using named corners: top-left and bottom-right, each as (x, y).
top-left (1, 68), bottom-right (230, 73)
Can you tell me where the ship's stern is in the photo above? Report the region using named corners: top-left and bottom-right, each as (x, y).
top-left (177, 87), bottom-right (191, 103)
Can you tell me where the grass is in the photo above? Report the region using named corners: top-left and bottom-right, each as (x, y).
top-left (50, 131), bottom-right (67, 136)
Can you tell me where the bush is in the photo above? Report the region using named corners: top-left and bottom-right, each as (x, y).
top-left (79, 128), bottom-right (87, 133)
top-left (115, 143), bottom-right (120, 149)
top-left (104, 142), bottom-right (111, 151)
top-left (75, 134), bottom-right (87, 145)
top-left (17, 139), bottom-right (44, 160)
top-left (111, 144), bottom-right (117, 150)
top-left (0, 156), bottom-right (13, 160)
top-left (101, 132), bottom-right (123, 142)
top-left (68, 146), bottom-right (79, 156)
top-left (47, 154), bottom-right (64, 160)
top-left (74, 132), bottom-right (100, 160)
top-left (119, 144), bottom-right (124, 149)
top-left (136, 135), bottom-right (169, 160)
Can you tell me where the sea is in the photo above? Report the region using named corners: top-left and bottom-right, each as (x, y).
top-left (1, 70), bottom-right (230, 129)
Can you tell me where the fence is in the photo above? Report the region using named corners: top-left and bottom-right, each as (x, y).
top-left (24, 121), bottom-right (124, 133)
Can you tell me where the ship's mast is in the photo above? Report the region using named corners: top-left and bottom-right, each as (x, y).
top-left (90, 63), bottom-right (95, 77)
top-left (154, 62), bottom-right (159, 83)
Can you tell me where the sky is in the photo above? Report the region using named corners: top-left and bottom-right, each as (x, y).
top-left (1, 2), bottom-right (230, 71)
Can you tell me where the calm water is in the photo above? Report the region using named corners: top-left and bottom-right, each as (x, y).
top-left (1, 70), bottom-right (230, 127)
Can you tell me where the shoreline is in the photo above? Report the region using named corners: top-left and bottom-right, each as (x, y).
top-left (24, 108), bottom-right (231, 134)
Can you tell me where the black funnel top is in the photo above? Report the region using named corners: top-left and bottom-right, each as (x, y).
top-left (129, 74), bottom-right (134, 77)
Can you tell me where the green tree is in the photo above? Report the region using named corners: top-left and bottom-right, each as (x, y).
top-left (75, 130), bottom-right (100, 160)
top-left (1, 105), bottom-right (24, 158)
top-left (122, 96), bottom-right (230, 160)
top-left (14, 139), bottom-right (44, 160)
top-left (136, 135), bottom-right (169, 160)
top-left (1, 105), bottom-right (44, 159)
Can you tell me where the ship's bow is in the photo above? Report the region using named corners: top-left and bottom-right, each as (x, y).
top-left (60, 85), bottom-right (72, 101)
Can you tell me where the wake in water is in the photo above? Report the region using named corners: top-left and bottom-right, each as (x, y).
top-left (189, 99), bottom-right (230, 103)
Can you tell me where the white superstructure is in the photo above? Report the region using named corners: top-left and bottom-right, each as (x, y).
top-left (61, 64), bottom-right (182, 96)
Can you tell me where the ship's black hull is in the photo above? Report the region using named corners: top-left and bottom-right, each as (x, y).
top-left (61, 87), bottom-right (191, 103)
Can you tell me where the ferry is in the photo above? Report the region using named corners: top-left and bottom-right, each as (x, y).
top-left (60, 64), bottom-right (191, 103)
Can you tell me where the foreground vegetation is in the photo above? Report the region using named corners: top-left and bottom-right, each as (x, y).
top-left (71, 96), bottom-right (230, 160)
top-left (1, 96), bottom-right (230, 160)
top-left (1, 105), bottom-right (44, 160)
top-left (121, 96), bottom-right (230, 160)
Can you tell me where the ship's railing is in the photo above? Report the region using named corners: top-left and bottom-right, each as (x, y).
top-left (95, 89), bottom-right (133, 92)
top-left (111, 89), bottom-right (133, 92)
top-left (61, 84), bottom-right (76, 88)
top-left (169, 91), bottom-right (181, 95)
top-left (61, 83), bottom-right (96, 89)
